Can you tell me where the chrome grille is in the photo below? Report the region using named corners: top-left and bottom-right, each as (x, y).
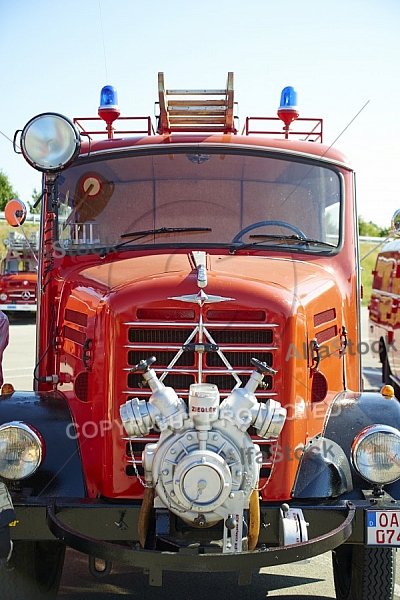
top-left (123, 320), bottom-right (279, 399)
top-left (7, 291), bottom-right (36, 300)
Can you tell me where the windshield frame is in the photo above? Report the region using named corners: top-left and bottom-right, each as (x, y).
top-left (52, 144), bottom-right (346, 257)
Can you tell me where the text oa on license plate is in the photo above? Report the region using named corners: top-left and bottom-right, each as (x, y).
top-left (366, 510), bottom-right (400, 545)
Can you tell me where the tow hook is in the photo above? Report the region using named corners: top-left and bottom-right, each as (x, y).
top-left (0, 483), bottom-right (16, 567)
top-left (88, 555), bottom-right (112, 578)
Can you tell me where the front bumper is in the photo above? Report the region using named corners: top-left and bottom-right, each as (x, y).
top-left (9, 497), bottom-right (389, 585)
top-left (0, 303), bottom-right (36, 312)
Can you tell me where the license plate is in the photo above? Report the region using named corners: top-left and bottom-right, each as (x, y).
top-left (366, 510), bottom-right (400, 546)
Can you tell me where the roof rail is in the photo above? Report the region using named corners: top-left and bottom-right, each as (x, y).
top-left (4, 231), bottom-right (39, 252)
top-left (74, 116), bottom-right (153, 138)
top-left (156, 72), bottom-right (237, 135)
top-left (243, 117), bottom-right (323, 142)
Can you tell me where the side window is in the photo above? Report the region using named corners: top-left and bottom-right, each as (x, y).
top-left (7, 260), bottom-right (19, 274)
top-left (324, 202), bottom-right (339, 245)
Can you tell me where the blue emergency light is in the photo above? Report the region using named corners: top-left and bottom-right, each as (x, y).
top-left (279, 86), bottom-right (298, 111)
top-left (99, 85), bottom-right (119, 110)
top-left (98, 85), bottom-right (120, 138)
top-left (277, 86), bottom-right (299, 133)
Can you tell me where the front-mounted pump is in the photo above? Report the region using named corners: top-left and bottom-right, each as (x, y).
top-left (120, 357), bottom-right (286, 552)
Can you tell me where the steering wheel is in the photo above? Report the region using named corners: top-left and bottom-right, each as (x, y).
top-left (231, 220), bottom-right (307, 244)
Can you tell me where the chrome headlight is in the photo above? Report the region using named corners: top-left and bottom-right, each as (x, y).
top-left (19, 112), bottom-right (81, 172)
top-left (0, 422), bottom-right (44, 480)
top-left (352, 425), bottom-right (400, 484)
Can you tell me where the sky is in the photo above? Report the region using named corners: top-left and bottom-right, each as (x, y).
top-left (0, 0), bottom-right (399, 227)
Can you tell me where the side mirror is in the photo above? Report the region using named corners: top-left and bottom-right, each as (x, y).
top-left (391, 209), bottom-right (400, 234)
top-left (4, 199), bottom-right (27, 227)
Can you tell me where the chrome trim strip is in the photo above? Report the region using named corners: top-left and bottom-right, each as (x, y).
top-left (120, 389), bottom-right (278, 397)
top-left (124, 367), bottom-right (273, 375)
top-left (124, 321), bottom-right (279, 328)
top-left (78, 141), bottom-right (353, 170)
top-left (124, 344), bottom-right (278, 351)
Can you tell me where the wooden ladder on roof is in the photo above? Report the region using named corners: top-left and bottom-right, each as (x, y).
top-left (157, 72), bottom-right (236, 134)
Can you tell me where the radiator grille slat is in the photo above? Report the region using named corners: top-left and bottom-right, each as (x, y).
top-left (65, 309), bottom-right (88, 327)
top-left (64, 325), bottom-right (86, 345)
top-left (313, 308), bottom-right (336, 327)
top-left (315, 325), bottom-right (337, 345)
top-left (206, 351), bottom-right (273, 367)
top-left (208, 329), bottom-right (273, 344)
top-left (128, 350), bottom-right (195, 367)
top-left (129, 329), bottom-right (193, 343)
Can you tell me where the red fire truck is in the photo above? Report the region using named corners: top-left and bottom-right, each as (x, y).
top-left (0, 73), bottom-right (399, 599)
top-left (0, 229), bottom-right (38, 313)
top-left (368, 212), bottom-right (400, 398)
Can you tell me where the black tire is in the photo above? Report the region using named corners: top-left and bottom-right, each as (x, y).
top-left (382, 349), bottom-right (391, 385)
top-left (381, 342), bottom-right (400, 399)
top-left (0, 540), bottom-right (65, 600)
top-left (332, 544), bottom-right (396, 600)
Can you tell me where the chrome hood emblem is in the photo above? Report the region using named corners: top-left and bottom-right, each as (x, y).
top-left (169, 289), bottom-right (234, 307)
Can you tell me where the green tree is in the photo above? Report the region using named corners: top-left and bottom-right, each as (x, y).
top-left (27, 188), bottom-right (42, 214)
top-left (0, 170), bottom-right (18, 211)
top-left (358, 216), bottom-right (390, 238)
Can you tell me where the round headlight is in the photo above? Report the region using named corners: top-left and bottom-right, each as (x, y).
top-left (0, 422), bottom-right (44, 480)
top-left (20, 113), bottom-right (81, 172)
top-left (352, 424), bottom-right (400, 485)
top-left (0, 293), bottom-right (7, 301)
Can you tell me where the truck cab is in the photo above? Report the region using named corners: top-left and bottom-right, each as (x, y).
top-left (0, 73), bottom-right (399, 600)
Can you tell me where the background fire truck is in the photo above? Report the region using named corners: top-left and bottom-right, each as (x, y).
top-left (0, 230), bottom-right (38, 313)
top-left (369, 211), bottom-right (400, 400)
top-left (0, 73), bottom-right (399, 600)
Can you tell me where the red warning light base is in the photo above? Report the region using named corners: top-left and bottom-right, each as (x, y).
top-left (277, 108), bottom-right (300, 129)
top-left (98, 107), bottom-right (121, 139)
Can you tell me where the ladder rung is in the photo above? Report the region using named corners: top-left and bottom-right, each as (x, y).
top-left (168, 108), bottom-right (227, 116)
top-left (166, 88), bottom-right (226, 95)
top-left (168, 126), bottom-right (229, 133)
top-left (169, 116), bottom-right (226, 125)
top-left (168, 99), bottom-right (227, 107)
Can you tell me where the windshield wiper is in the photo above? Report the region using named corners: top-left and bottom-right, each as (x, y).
top-left (111, 227), bottom-right (212, 251)
top-left (230, 234), bottom-right (336, 254)
top-left (251, 234), bottom-right (335, 246)
top-left (121, 227), bottom-right (212, 239)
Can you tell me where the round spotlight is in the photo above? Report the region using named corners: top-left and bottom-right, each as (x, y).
top-left (352, 424), bottom-right (400, 485)
top-left (0, 421), bottom-right (44, 480)
top-left (20, 112), bottom-right (81, 172)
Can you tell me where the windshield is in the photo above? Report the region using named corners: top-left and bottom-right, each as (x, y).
top-left (3, 257), bottom-right (36, 274)
top-left (55, 148), bottom-right (341, 252)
